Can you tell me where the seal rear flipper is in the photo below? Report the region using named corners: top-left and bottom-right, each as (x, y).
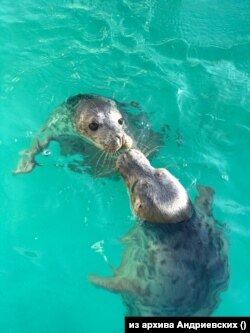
top-left (88, 274), bottom-right (139, 294)
top-left (194, 185), bottom-right (215, 217)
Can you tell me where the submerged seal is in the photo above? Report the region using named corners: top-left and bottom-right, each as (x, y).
top-left (89, 149), bottom-right (229, 316)
top-left (13, 94), bottom-right (134, 175)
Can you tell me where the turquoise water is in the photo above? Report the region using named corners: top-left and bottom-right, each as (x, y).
top-left (1, 0), bottom-right (250, 332)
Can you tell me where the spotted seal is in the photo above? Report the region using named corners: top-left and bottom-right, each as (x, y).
top-left (89, 149), bottom-right (229, 316)
top-left (116, 149), bottom-right (194, 223)
top-left (13, 94), bottom-right (134, 175)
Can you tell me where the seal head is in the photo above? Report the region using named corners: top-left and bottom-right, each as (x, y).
top-left (72, 95), bottom-right (133, 152)
top-left (116, 149), bottom-right (193, 223)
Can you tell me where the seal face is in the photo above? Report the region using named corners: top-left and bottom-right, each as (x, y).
top-left (72, 96), bottom-right (133, 152)
top-left (116, 149), bottom-right (193, 223)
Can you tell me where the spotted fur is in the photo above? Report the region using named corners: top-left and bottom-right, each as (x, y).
top-left (13, 94), bottom-right (134, 175)
top-left (89, 150), bottom-right (229, 316)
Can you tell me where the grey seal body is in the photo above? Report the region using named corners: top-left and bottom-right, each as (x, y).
top-left (117, 149), bottom-right (194, 223)
top-left (89, 150), bottom-right (229, 316)
top-left (13, 94), bottom-right (134, 175)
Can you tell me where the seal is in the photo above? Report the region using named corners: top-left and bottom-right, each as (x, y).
top-left (116, 149), bottom-right (193, 223)
top-left (89, 149), bottom-right (229, 316)
top-left (13, 94), bottom-right (134, 175)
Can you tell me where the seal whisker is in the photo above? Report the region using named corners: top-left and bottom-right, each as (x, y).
top-left (135, 126), bottom-right (149, 151)
top-left (95, 150), bottom-right (106, 175)
top-left (98, 151), bottom-right (108, 172)
top-left (100, 151), bottom-right (113, 174)
top-left (96, 150), bottom-right (106, 168)
top-left (87, 149), bottom-right (104, 165)
top-left (106, 152), bottom-right (115, 172)
top-left (139, 143), bottom-right (151, 151)
top-left (95, 152), bottom-right (115, 177)
top-left (115, 151), bottom-right (120, 159)
top-left (104, 153), bottom-right (111, 171)
top-left (134, 134), bottom-right (143, 151)
top-left (144, 145), bottom-right (164, 157)
top-left (95, 167), bottom-right (116, 178)
top-left (139, 143), bottom-right (151, 155)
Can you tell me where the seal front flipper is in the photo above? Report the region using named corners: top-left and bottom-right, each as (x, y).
top-left (194, 185), bottom-right (215, 217)
top-left (13, 135), bottom-right (51, 175)
top-left (88, 274), bottom-right (139, 294)
top-left (12, 155), bottom-right (36, 175)
top-left (13, 103), bottom-right (73, 175)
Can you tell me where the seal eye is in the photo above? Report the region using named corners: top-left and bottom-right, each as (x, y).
top-left (118, 118), bottom-right (124, 125)
top-left (89, 122), bottom-right (99, 131)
